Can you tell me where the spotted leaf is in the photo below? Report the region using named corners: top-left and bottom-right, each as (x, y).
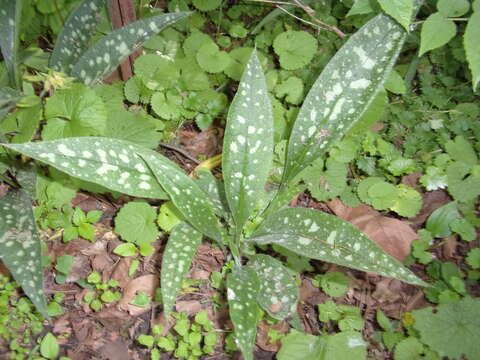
top-left (0, 190), bottom-right (48, 317)
top-left (194, 168), bottom-right (229, 218)
top-left (222, 50), bottom-right (273, 230)
top-left (249, 208), bottom-right (426, 286)
top-left (0, 0), bottom-right (21, 88)
top-left (283, 14), bottom-right (406, 184)
top-left (227, 267), bottom-right (260, 360)
top-left (137, 152), bottom-right (223, 243)
top-left (1, 137), bottom-right (168, 199)
top-left (71, 12), bottom-right (190, 85)
top-left (161, 222), bottom-right (203, 317)
top-left (247, 254), bottom-right (298, 320)
top-left (49, 0), bottom-right (105, 73)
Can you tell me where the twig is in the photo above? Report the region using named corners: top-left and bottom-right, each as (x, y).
top-left (249, 0), bottom-right (346, 38)
top-left (159, 142), bottom-right (201, 165)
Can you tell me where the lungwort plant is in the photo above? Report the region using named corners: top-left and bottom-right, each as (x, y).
top-left (1, 12), bottom-right (426, 359)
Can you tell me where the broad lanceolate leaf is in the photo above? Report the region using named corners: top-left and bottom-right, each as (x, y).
top-left (49, 0), bottom-right (105, 73)
top-left (227, 267), bottom-right (260, 360)
top-left (248, 254), bottom-right (298, 320)
top-left (222, 50), bottom-right (273, 230)
top-left (137, 152), bottom-right (223, 243)
top-left (250, 208), bottom-right (426, 286)
top-left (0, 0), bottom-right (21, 88)
top-left (0, 190), bottom-right (48, 317)
top-left (0, 87), bottom-right (22, 120)
top-left (377, 0), bottom-right (414, 31)
top-left (194, 168), bottom-right (229, 218)
top-left (464, 12), bottom-right (480, 91)
top-left (71, 12), bottom-right (190, 85)
top-left (2, 137), bottom-right (167, 199)
top-left (161, 222), bottom-right (203, 317)
top-left (283, 14), bottom-right (406, 185)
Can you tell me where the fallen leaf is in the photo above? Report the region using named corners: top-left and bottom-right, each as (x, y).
top-left (328, 199), bottom-right (417, 262)
top-left (118, 274), bottom-right (158, 316)
top-left (256, 320), bottom-right (289, 352)
top-left (110, 257), bottom-right (133, 288)
top-left (179, 128), bottom-right (220, 158)
top-left (410, 190), bottom-right (451, 226)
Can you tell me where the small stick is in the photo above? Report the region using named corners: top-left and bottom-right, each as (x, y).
top-left (159, 142), bottom-right (201, 165)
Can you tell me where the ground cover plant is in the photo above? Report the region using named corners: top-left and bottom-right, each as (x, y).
top-left (0, 0), bottom-right (479, 359)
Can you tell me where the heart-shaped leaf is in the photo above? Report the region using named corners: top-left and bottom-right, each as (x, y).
top-left (0, 189), bottom-right (48, 317)
top-left (161, 222), bottom-right (203, 317)
top-left (250, 208), bottom-right (426, 286)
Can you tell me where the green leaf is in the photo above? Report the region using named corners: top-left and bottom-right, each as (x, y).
top-left (277, 330), bottom-right (325, 360)
top-left (250, 208), bottom-right (425, 286)
top-left (151, 91), bottom-right (182, 120)
top-left (224, 47), bottom-right (265, 81)
top-left (426, 202), bottom-right (460, 238)
top-left (412, 297), bottom-right (480, 360)
top-left (42, 84), bottom-right (107, 140)
top-left (49, 0), bottom-right (105, 73)
top-left (464, 12), bottom-right (480, 91)
top-left (196, 42), bottom-right (231, 74)
top-left (0, 104), bottom-right (42, 143)
top-left (0, 190), bottom-right (48, 317)
top-left (346, 90), bottom-right (388, 136)
top-left (161, 222), bottom-right (203, 317)
top-left (384, 69), bottom-right (406, 94)
top-left (157, 201), bottom-right (184, 232)
top-left (393, 337), bottom-right (434, 360)
top-left (222, 50), bottom-right (273, 231)
top-left (325, 331), bottom-right (367, 359)
top-left (419, 13), bottom-right (456, 56)
top-left (137, 149), bottom-right (223, 243)
top-left (391, 184), bottom-right (422, 218)
top-left (273, 30), bottom-right (318, 70)
top-left (377, 0), bottom-right (414, 31)
top-left (194, 168), bottom-right (229, 218)
top-left (0, 0), bottom-right (21, 88)
top-left (115, 201), bottom-right (159, 244)
top-left (113, 243), bottom-right (138, 257)
top-left (248, 254), bottom-right (298, 320)
top-left (227, 267), bottom-right (260, 360)
top-left (134, 54), bottom-right (180, 91)
top-left (283, 14), bottom-right (407, 184)
top-left (40, 333), bottom-right (59, 359)
top-left (446, 162), bottom-right (480, 202)
top-left (347, 0), bottom-right (375, 17)
top-left (275, 76), bottom-right (304, 105)
top-left (131, 292), bottom-right (150, 307)
top-left (466, 248), bottom-right (480, 269)
top-left (1, 137), bottom-right (168, 199)
top-left (437, 0), bottom-right (470, 17)
top-left (450, 218), bottom-right (476, 242)
top-left (318, 272), bottom-right (349, 298)
top-left (445, 136), bottom-right (477, 166)
top-left (71, 12), bottom-right (190, 85)
top-left (55, 254), bottom-right (74, 275)
top-left (192, 0), bottom-right (221, 11)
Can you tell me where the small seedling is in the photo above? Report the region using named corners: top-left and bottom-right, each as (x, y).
top-left (82, 272), bottom-right (121, 311)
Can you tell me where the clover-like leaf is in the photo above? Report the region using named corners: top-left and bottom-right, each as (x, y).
top-left (49, 0), bottom-right (105, 73)
top-left (71, 12), bottom-right (190, 85)
top-left (222, 50), bottom-right (273, 231)
top-left (249, 208), bottom-right (426, 286)
top-left (161, 222), bottom-right (203, 317)
top-left (0, 0), bottom-right (21, 88)
top-left (1, 137), bottom-right (167, 199)
top-left (283, 14), bottom-right (407, 184)
top-left (227, 267), bottom-right (260, 360)
top-left (0, 189), bottom-right (48, 317)
top-left (248, 254), bottom-right (298, 320)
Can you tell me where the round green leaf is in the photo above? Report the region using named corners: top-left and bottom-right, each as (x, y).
top-left (113, 243), bottom-right (139, 257)
top-left (115, 201), bottom-right (159, 244)
top-left (437, 0), bottom-right (470, 17)
top-left (196, 42), bottom-right (231, 73)
top-left (273, 30), bottom-right (318, 70)
top-left (40, 333), bottom-right (59, 359)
